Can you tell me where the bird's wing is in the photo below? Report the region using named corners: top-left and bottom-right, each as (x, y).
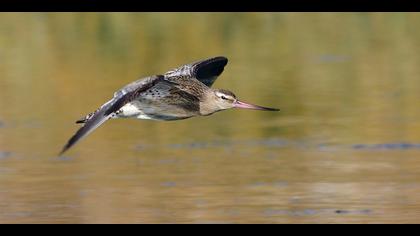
top-left (60, 75), bottom-right (174, 155)
top-left (164, 56), bottom-right (228, 87)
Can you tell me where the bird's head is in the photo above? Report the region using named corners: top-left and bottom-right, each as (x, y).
top-left (202, 89), bottom-right (279, 114)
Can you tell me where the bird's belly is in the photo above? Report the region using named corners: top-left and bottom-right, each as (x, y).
top-left (118, 103), bottom-right (154, 120)
top-left (118, 102), bottom-right (193, 121)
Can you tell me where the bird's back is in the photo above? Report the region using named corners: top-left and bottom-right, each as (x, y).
top-left (117, 75), bottom-right (209, 120)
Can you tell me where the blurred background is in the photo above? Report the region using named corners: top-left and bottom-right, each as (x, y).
top-left (1, 13), bottom-right (420, 223)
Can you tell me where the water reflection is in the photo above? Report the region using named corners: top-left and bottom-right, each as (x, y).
top-left (1, 13), bottom-right (420, 223)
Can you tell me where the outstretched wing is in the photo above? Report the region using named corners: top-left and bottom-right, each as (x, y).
top-left (164, 56), bottom-right (228, 87)
top-left (60, 75), bottom-right (172, 155)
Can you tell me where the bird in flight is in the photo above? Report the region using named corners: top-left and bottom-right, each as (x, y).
top-left (60, 56), bottom-right (279, 154)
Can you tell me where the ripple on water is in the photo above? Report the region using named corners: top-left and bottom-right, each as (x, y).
top-left (167, 140), bottom-right (232, 150)
top-left (264, 209), bottom-right (318, 217)
top-left (249, 181), bottom-right (289, 188)
top-left (263, 208), bottom-right (372, 217)
top-left (153, 137), bottom-right (420, 153)
top-left (51, 155), bottom-right (74, 162)
top-left (0, 151), bottom-right (11, 160)
top-left (167, 138), bottom-right (290, 150)
top-left (351, 143), bottom-right (420, 150)
top-left (335, 209), bottom-right (372, 215)
top-left (244, 138), bottom-right (289, 148)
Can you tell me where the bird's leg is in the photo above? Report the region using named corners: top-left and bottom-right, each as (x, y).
top-left (75, 109), bottom-right (98, 124)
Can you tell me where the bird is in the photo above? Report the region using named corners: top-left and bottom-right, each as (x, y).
top-left (60, 56), bottom-right (279, 154)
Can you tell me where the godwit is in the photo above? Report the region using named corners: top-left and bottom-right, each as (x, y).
top-left (60, 56), bottom-right (279, 154)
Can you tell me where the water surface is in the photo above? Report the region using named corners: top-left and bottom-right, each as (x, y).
top-left (1, 13), bottom-right (420, 223)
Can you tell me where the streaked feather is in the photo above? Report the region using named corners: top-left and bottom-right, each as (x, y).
top-left (60, 75), bottom-right (171, 154)
top-left (165, 56), bottom-right (228, 87)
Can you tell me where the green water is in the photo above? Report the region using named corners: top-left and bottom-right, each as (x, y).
top-left (1, 13), bottom-right (420, 223)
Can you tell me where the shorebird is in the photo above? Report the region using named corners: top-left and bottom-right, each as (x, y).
top-left (60, 56), bottom-right (279, 154)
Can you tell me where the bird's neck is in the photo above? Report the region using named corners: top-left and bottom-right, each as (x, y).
top-left (199, 92), bottom-right (220, 116)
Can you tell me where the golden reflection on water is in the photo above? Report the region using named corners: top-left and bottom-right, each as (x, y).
top-left (1, 13), bottom-right (420, 223)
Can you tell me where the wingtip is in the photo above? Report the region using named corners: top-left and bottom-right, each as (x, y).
top-left (204, 56), bottom-right (228, 66)
top-left (214, 56), bottom-right (228, 64)
top-left (59, 145), bottom-right (69, 156)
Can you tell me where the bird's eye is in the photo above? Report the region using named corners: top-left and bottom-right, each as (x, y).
top-left (221, 96), bottom-right (227, 100)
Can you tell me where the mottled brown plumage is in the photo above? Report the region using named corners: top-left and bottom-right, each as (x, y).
top-left (60, 56), bottom-right (279, 154)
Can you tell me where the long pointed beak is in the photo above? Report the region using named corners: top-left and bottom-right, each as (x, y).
top-left (233, 100), bottom-right (279, 111)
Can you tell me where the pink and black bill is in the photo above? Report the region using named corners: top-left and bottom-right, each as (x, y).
top-left (234, 100), bottom-right (279, 111)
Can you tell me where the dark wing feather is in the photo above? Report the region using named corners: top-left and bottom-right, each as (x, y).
top-left (60, 99), bottom-right (115, 155)
top-left (192, 56), bottom-right (228, 87)
top-left (60, 75), bottom-right (170, 155)
top-left (165, 56), bottom-right (228, 87)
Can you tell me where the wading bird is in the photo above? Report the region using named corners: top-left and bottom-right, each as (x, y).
top-left (60, 56), bottom-right (279, 154)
